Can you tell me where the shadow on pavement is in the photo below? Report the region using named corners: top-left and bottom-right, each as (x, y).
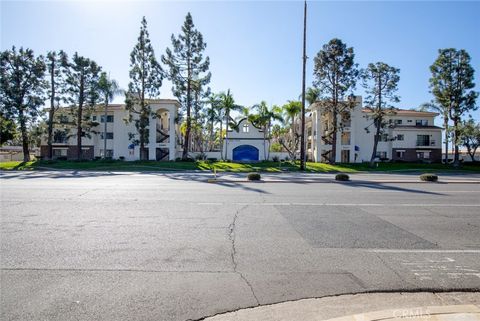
top-left (0, 171), bottom-right (127, 180)
top-left (338, 181), bottom-right (446, 195)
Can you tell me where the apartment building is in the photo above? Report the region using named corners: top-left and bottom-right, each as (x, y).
top-left (307, 97), bottom-right (442, 163)
top-left (40, 99), bottom-right (180, 161)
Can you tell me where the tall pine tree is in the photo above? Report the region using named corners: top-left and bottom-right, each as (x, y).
top-left (162, 12), bottom-right (211, 160)
top-left (45, 50), bottom-right (68, 160)
top-left (313, 39), bottom-right (358, 164)
top-left (0, 47), bottom-right (46, 161)
top-left (64, 53), bottom-right (102, 160)
top-left (126, 16), bottom-right (163, 161)
top-left (360, 62), bottom-right (400, 167)
top-left (430, 48), bottom-right (478, 166)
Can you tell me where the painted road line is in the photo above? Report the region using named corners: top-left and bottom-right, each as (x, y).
top-left (196, 202), bottom-right (480, 207)
top-left (367, 249), bottom-right (480, 253)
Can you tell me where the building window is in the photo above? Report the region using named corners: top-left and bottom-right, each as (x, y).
top-left (416, 135), bottom-right (430, 146)
top-left (341, 132), bottom-right (351, 145)
top-left (417, 151), bottom-right (430, 159)
top-left (100, 115), bottom-right (114, 123)
top-left (396, 134), bottom-right (404, 141)
top-left (100, 149), bottom-right (114, 158)
top-left (92, 115), bottom-right (97, 121)
top-left (416, 119), bottom-right (428, 126)
top-left (379, 134), bottom-right (389, 142)
top-left (242, 124), bottom-right (249, 133)
top-left (53, 148), bottom-right (67, 157)
top-left (375, 151), bottom-right (387, 159)
top-left (100, 132), bottom-right (114, 139)
top-left (341, 113), bottom-right (351, 127)
top-left (407, 120), bottom-right (413, 123)
top-left (58, 115), bottom-right (69, 123)
top-left (396, 150), bottom-right (405, 158)
top-left (394, 119), bottom-right (403, 125)
top-left (53, 130), bottom-right (68, 143)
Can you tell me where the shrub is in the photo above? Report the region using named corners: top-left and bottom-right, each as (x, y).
top-left (335, 173), bottom-right (350, 181)
top-left (420, 173), bottom-right (438, 182)
top-left (94, 156), bottom-right (101, 161)
top-left (119, 156), bottom-right (125, 161)
top-left (272, 155), bottom-right (279, 162)
top-left (207, 157), bottom-right (217, 162)
top-left (247, 172), bottom-right (261, 181)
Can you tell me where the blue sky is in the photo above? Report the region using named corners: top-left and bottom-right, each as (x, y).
top-left (1, 0), bottom-right (479, 119)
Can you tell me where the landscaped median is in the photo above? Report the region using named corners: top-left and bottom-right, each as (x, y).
top-left (1, 160), bottom-right (479, 173)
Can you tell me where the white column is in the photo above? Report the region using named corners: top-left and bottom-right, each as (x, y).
top-left (148, 112), bottom-right (156, 160)
top-left (169, 107), bottom-right (176, 161)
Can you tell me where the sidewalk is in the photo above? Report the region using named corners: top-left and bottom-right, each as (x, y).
top-left (203, 292), bottom-right (480, 321)
top-left (208, 172), bottom-right (480, 184)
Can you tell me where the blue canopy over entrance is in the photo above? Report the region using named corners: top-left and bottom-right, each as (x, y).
top-left (232, 145), bottom-right (259, 161)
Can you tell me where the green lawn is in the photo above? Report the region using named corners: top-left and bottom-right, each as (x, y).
top-left (1, 159), bottom-right (479, 173)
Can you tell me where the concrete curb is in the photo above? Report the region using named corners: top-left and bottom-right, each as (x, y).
top-left (202, 292), bottom-right (480, 321)
top-left (207, 179), bottom-right (480, 184)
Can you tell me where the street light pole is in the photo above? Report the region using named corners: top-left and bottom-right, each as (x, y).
top-left (300, 0), bottom-right (307, 171)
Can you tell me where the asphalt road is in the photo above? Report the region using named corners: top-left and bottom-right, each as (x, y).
top-left (1, 171), bottom-right (480, 321)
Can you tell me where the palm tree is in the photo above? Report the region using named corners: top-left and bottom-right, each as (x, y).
top-left (218, 89), bottom-right (242, 160)
top-left (204, 93), bottom-right (221, 152)
top-left (418, 102), bottom-right (449, 164)
top-left (98, 72), bottom-right (122, 159)
top-left (305, 87), bottom-right (320, 107)
top-left (282, 101), bottom-right (302, 159)
top-left (251, 101), bottom-right (283, 160)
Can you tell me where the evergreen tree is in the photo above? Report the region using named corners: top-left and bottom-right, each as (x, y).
top-left (45, 50), bottom-right (68, 160)
top-left (0, 47), bottom-right (46, 161)
top-left (313, 38), bottom-right (358, 164)
top-left (360, 62), bottom-right (400, 167)
top-left (430, 48), bottom-right (478, 166)
top-left (126, 16), bottom-right (163, 161)
top-left (162, 12), bottom-right (211, 159)
top-left (0, 112), bottom-right (17, 145)
top-left (64, 52), bottom-right (102, 160)
top-left (459, 119), bottom-right (480, 162)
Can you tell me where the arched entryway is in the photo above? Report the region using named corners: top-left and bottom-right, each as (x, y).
top-left (232, 145), bottom-right (259, 161)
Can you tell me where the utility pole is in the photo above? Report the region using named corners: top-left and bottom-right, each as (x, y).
top-left (300, 0), bottom-right (307, 170)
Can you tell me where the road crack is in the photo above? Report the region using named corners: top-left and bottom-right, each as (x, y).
top-left (228, 205), bottom-right (260, 306)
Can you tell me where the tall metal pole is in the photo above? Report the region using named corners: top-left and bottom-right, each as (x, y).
top-left (300, 0), bottom-right (307, 170)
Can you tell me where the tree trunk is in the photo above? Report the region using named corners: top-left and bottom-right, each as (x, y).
top-left (370, 118), bottom-right (382, 167)
top-left (453, 119), bottom-right (460, 167)
top-left (182, 60), bottom-right (192, 160)
top-left (370, 77), bottom-right (382, 168)
top-left (219, 122), bottom-right (224, 160)
top-left (47, 59), bottom-right (55, 160)
top-left (224, 111), bottom-right (229, 160)
top-left (76, 73), bottom-right (85, 161)
top-left (331, 109), bottom-right (337, 164)
top-left (443, 117), bottom-right (449, 164)
top-left (264, 127), bottom-right (267, 161)
top-left (19, 109), bottom-right (30, 162)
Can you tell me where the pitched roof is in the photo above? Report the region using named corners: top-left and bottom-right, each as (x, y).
top-left (362, 108), bottom-right (439, 116)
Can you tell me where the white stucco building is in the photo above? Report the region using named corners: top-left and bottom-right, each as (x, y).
top-left (223, 118), bottom-right (269, 161)
top-left (307, 96), bottom-right (443, 163)
top-left (41, 99), bottom-right (180, 161)
top-left (42, 96), bottom-right (443, 163)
